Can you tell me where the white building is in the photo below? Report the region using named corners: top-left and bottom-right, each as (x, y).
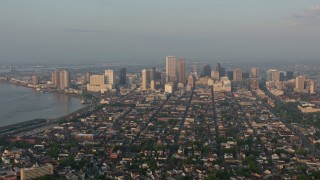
top-left (213, 77), bottom-right (231, 92)
top-left (141, 69), bottom-right (148, 90)
top-left (105, 70), bottom-right (115, 88)
top-left (87, 70), bottom-right (116, 93)
top-left (165, 83), bottom-right (174, 94)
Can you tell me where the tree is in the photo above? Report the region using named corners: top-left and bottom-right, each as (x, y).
top-left (296, 174), bottom-right (310, 180)
top-left (59, 155), bottom-right (78, 169)
top-left (49, 144), bottom-right (59, 158)
top-left (181, 176), bottom-right (192, 180)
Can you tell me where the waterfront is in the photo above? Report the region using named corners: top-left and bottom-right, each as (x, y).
top-left (0, 82), bottom-right (84, 127)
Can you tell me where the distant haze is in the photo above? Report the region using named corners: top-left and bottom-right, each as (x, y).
top-left (0, 0), bottom-right (320, 64)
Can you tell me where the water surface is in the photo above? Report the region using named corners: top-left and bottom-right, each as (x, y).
top-left (0, 82), bottom-right (83, 127)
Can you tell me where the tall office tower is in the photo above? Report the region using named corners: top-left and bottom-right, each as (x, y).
top-left (251, 79), bottom-right (259, 89)
top-left (295, 76), bottom-right (305, 92)
top-left (193, 61), bottom-right (199, 77)
top-left (105, 70), bottom-right (115, 88)
top-left (155, 71), bottom-right (162, 81)
top-left (150, 80), bottom-right (156, 90)
top-left (242, 72), bottom-right (250, 79)
top-left (286, 71), bottom-right (294, 80)
top-left (166, 56), bottom-right (176, 83)
top-left (60, 70), bottom-right (70, 89)
top-left (177, 59), bottom-right (186, 84)
top-left (32, 76), bottom-right (39, 85)
top-left (272, 70), bottom-right (280, 82)
top-left (227, 71), bottom-right (233, 81)
top-left (266, 70), bottom-right (272, 81)
top-left (309, 80), bottom-right (315, 94)
top-left (85, 72), bottom-right (91, 84)
top-left (187, 74), bottom-right (196, 88)
top-left (280, 72), bottom-right (285, 81)
top-left (119, 68), bottom-right (126, 86)
top-left (251, 67), bottom-right (259, 78)
top-left (216, 63), bottom-right (225, 77)
top-left (266, 69), bottom-right (280, 82)
top-left (211, 70), bottom-right (220, 80)
top-left (142, 69), bottom-right (148, 90)
top-left (51, 70), bottom-right (60, 87)
top-left (202, 65), bottom-right (211, 77)
top-left (149, 67), bottom-right (156, 81)
top-left (147, 67), bottom-right (157, 84)
top-left (233, 68), bottom-right (243, 81)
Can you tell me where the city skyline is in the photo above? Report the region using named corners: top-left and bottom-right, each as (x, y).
top-left (1, 1), bottom-right (320, 179)
top-left (0, 60), bottom-right (320, 179)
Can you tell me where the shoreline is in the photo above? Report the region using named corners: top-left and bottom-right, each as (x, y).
top-left (0, 104), bottom-right (92, 136)
top-left (0, 80), bottom-right (86, 129)
top-left (0, 79), bottom-right (83, 100)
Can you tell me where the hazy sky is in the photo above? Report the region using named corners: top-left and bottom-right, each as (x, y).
top-left (0, 0), bottom-right (320, 64)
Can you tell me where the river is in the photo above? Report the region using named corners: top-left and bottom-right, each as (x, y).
top-left (0, 82), bottom-right (84, 127)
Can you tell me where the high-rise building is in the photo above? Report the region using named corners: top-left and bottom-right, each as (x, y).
top-left (280, 72), bottom-right (285, 81)
top-left (149, 67), bottom-right (156, 82)
top-left (31, 76), bottom-right (39, 85)
top-left (213, 77), bottom-right (232, 92)
top-left (193, 62), bottom-right (198, 78)
top-left (216, 63), bottom-right (225, 77)
top-left (85, 72), bottom-right (91, 84)
top-left (242, 72), bottom-right (250, 79)
top-left (251, 79), bottom-right (259, 89)
top-left (309, 80), bottom-right (315, 94)
top-left (233, 68), bottom-right (243, 81)
top-left (295, 76), bottom-right (305, 92)
top-left (266, 69), bottom-right (280, 82)
top-left (150, 80), bottom-right (156, 90)
top-left (51, 70), bottom-right (60, 87)
top-left (227, 71), bottom-right (233, 81)
top-left (105, 70), bottom-right (115, 88)
top-left (87, 71), bottom-right (118, 93)
top-left (119, 68), bottom-right (126, 86)
top-left (211, 70), bottom-right (220, 80)
top-left (186, 74), bottom-right (196, 91)
top-left (202, 65), bottom-right (211, 77)
top-left (286, 71), bottom-right (294, 80)
top-left (142, 69), bottom-right (148, 90)
top-left (155, 71), bottom-right (161, 81)
top-left (59, 70), bottom-right (70, 89)
top-left (165, 83), bottom-right (174, 94)
top-left (177, 59), bottom-right (186, 84)
top-left (89, 75), bottom-right (105, 86)
top-left (251, 67), bottom-right (258, 78)
top-left (166, 56), bottom-right (176, 83)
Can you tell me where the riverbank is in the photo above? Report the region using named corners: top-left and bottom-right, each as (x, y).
top-left (0, 82), bottom-right (85, 127)
top-left (0, 78), bottom-right (84, 100)
top-left (0, 103), bottom-right (93, 136)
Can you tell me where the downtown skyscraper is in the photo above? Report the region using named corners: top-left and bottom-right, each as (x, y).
top-left (233, 68), bottom-right (243, 81)
top-left (51, 70), bottom-right (70, 89)
top-left (251, 67), bottom-right (259, 78)
top-left (202, 65), bottom-right (211, 77)
top-left (60, 70), bottom-right (70, 89)
top-left (165, 56), bottom-right (176, 83)
top-left (177, 59), bottom-right (186, 84)
top-left (141, 69), bottom-right (148, 90)
top-left (119, 68), bottom-right (126, 86)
